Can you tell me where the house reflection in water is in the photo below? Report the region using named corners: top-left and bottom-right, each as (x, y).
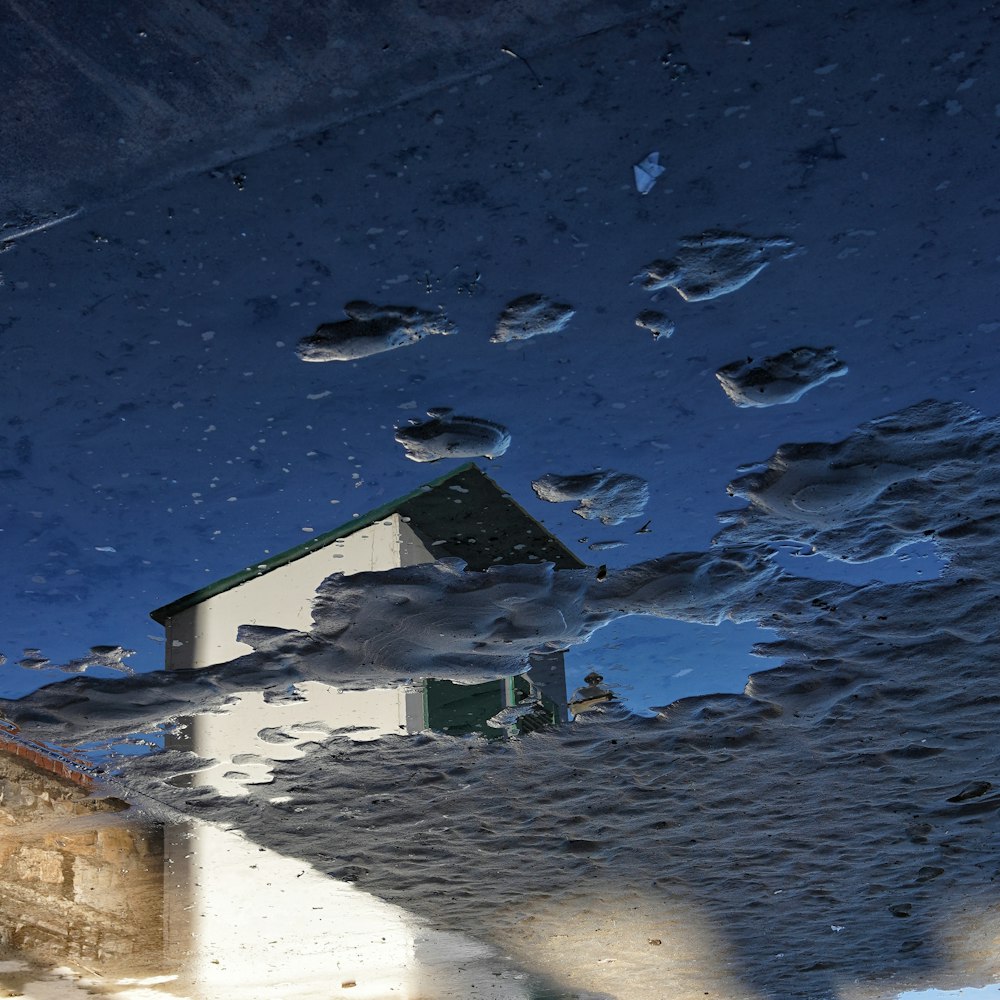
top-left (0, 465), bottom-right (579, 996)
top-left (568, 671), bottom-right (616, 716)
top-left (150, 463), bottom-right (583, 776)
top-left (45, 464), bottom-right (584, 997)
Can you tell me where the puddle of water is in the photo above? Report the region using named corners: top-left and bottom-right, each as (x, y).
top-left (565, 539), bottom-right (945, 717)
top-left (164, 672), bottom-right (564, 797)
top-left (2, 2), bottom-right (998, 994)
top-left (77, 730), bottom-right (168, 764)
top-left (566, 617), bottom-right (777, 716)
top-left (772, 539), bottom-right (945, 586)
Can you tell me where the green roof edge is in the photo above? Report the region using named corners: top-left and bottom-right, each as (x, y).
top-left (150, 462), bottom-right (478, 623)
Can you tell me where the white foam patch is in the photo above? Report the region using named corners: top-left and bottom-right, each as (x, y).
top-left (296, 301), bottom-right (455, 362)
top-left (532, 470), bottom-right (650, 525)
top-left (634, 309), bottom-right (675, 340)
top-left (637, 231), bottom-right (801, 301)
top-left (0, 545), bottom-right (789, 751)
top-left (715, 345), bottom-right (847, 407)
top-left (395, 408), bottom-right (511, 462)
top-left (491, 294), bottom-right (575, 343)
top-left (716, 399), bottom-right (979, 566)
top-left (14, 644), bottom-right (135, 676)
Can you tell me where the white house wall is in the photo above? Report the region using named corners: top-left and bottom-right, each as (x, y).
top-left (179, 682), bottom-right (426, 797)
top-left (164, 514), bottom-right (435, 671)
top-left (163, 819), bottom-right (532, 999)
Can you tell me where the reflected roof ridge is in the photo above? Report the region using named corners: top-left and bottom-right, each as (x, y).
top-left (151, 462), bottom-right (584, 624)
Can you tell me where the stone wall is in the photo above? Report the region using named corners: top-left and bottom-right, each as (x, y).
top-left (0, 750), bottom-right (164, 972)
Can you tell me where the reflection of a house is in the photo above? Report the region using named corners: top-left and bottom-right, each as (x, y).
top-left (0, 467), bottom-right (584, 994)
top-left (141, 465), bottom-right (583, 995)
top-left (150, 462), bottom-right (584, 746)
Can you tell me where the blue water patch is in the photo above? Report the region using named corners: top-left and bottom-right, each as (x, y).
top-left (75, 730), bottom-right (167, 767)
top-left (565, 617), bottom-right (778, 717)
top-left (773, 539), bottom-right (945, 586)
top-left (564, 540), bottom-right (944, 718)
